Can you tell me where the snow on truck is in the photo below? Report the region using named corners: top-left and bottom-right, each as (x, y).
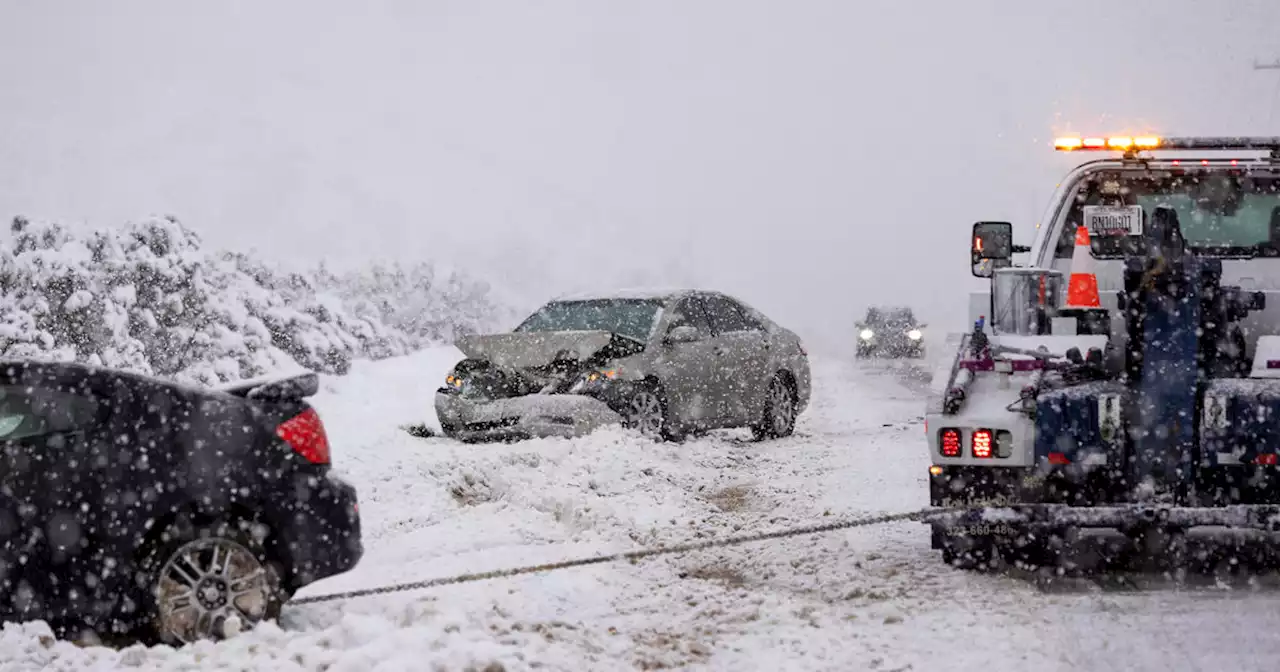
top-left (926, 135), bottom-right (1280, 571)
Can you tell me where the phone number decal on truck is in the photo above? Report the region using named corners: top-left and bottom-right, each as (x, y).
top-left (946, 524), bottom-right (1016, 537)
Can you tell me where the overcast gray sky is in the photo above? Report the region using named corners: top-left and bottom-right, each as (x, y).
top-left (2, 0), bottom-right (1279, 350)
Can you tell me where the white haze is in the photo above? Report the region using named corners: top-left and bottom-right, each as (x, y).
top-left (2, 0), bottom-right (1278, 352)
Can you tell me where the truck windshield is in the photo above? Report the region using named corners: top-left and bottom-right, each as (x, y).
top-left (1054, 169), bottom-right (1280, 258)
top-left (514, 298), bottom-right (664, 342)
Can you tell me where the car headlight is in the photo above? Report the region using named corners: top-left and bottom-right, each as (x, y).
top-left (859, 329), bottom-right (874, 340)
top-left (444, 373), bottom-right (467, 392)
top-left (907, 329), bottom-right (923, 340)
top-left (569, 369), bottom-right (618, 393)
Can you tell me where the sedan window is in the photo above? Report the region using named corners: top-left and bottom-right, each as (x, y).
top-left (669, 297), bottom-right (713, 333)
top-left (702, 296), bottom-right (758, 334)
top-left (725, 298), bottom-right (766, 331)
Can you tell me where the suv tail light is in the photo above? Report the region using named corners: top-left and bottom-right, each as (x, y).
top-left (972, 429), bottom-right (993, 458)
top-left (277, 407), bottom-right (331, 465)
top-left (940, 428), bottom-right (961, 457)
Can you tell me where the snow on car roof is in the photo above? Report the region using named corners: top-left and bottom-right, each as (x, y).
top-left (867, 305), bottom-right (914, 319)
top-left (551, 287), bottom-right (694, 302)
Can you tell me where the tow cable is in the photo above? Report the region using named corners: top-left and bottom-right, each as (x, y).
top-left (291, 507), bottom-right (939, 605)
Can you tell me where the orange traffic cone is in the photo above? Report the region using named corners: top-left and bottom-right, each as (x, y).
top-left (1066, 226), bottom-right (1101, 308)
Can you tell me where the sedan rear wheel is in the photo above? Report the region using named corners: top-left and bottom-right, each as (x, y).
top-left (753, 375), bottom-right (797, 440)
top-left (145, 522), bottom-right (284, 645)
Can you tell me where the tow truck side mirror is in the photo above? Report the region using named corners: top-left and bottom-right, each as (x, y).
top-left (972, 221), bottom-right (1016, 278)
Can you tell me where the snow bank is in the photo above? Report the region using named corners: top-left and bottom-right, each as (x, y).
top-left (0, 216), bottom-right (508, 385)
top-left (8, 351), bottom-right (1280, 670)
top-left (0, 350), bottom-right (935, 670)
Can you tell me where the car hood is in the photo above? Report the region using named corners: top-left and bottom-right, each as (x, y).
top-left (455, 330), bottom-right (622, 369)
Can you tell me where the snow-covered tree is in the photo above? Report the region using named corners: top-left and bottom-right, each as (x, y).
top-left (0, 216), bottom-right (510, 384)
top-left (313, 260), bottom-right (516, 348)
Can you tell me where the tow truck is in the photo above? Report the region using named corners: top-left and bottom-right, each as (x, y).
top-left (925, 135), bottom-right (1280, 573)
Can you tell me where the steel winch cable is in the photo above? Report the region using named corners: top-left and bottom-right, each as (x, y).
top-left (291, 506), bottom-right (942, 605)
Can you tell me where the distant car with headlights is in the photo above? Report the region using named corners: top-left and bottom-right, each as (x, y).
top-left (856, 306), bottom-right (926, 359)
top-left (435, 289), bottom-right (812, 442)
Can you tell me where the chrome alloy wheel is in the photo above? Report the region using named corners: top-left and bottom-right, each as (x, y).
top-left (155, 537), bottom-right (272, 643)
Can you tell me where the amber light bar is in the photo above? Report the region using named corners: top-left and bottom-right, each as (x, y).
top-left (1054, 136), bottom-right (1280, 152)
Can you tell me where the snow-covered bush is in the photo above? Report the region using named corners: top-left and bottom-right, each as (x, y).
top-left (314, 260), bottom-right (517, 346)
top-left (0, 216), bottom-right (507, 384)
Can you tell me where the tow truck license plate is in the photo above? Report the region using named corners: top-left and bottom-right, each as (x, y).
top-left (1083, 205), bottom-right (1143, 237)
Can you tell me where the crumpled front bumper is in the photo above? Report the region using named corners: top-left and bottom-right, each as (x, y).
top-left (435, 390), bottom-right (625, 442)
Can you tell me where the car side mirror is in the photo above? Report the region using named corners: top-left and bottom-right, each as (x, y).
top-left (972, 221), bottom-right (1015, 278)
top-left (666, 325), bottom-right (702, 344)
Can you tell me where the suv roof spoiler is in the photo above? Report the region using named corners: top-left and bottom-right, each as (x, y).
top-left (217, 372), bottom-right (320, 401)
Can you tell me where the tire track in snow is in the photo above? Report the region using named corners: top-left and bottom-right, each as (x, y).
top-left (577, 355), bottom-right (934, 668)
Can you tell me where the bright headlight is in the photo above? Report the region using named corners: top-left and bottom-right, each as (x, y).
top-left (859, 329), bottom-right (874, 340)
top-left (907, 329), bottom-right (923, 340)
top-left (570, 369), bottom-right (618, 393)
top-left (586, 370), bottom-right (618, 383)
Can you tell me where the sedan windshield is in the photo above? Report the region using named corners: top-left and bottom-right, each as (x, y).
top-left (514, 298), bottom-right (664, 342)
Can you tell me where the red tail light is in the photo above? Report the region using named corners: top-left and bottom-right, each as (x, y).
top-left (1257, 454), bottom-right (1278, 466)
top-left (940, 428), bottom-right (961, 457)
top-left (972, 429), bottom-right (993, 458)
top-left (277, 407), bottom-right (331, 464)
top-left (1048, 452), bottom-right (1071, 465)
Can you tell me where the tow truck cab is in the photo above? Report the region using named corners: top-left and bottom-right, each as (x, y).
top-left (931, 136), bottom-right (1280, 505)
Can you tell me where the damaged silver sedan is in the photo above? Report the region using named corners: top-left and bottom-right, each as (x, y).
top-left (435, 289), bottom-right (812, 442)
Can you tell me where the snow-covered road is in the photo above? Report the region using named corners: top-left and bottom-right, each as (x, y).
top-left (8, 349), bottom-right (1280, 671)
